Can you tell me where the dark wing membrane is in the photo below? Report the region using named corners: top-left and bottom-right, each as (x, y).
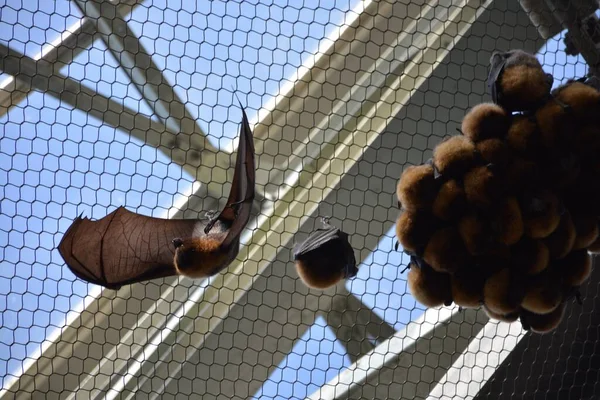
top-left (219, 105), bottom-right (256, 249)
top-left (293, 227), bottom-right (341, 258)
top-left (487, 54), bottom-right (506, 103)
top-left (59, 207), bottom-right (203, 289)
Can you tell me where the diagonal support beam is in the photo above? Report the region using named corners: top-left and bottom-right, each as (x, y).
top-left (72, 0), bottom-right (210, 152)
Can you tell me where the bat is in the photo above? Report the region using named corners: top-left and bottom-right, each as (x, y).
top-left (520, 303), bottom-right (566, 334)
top-left (58, 104), bottom-right (256, 290)
top-left (505, 156), bottom-right (540, 193)
top-left (588, 222), bottom-right (600, 253)
top-left (487, 49), bottom-right (553, 112)
top-left (432, 135), bottom-right (477, 177)
top-left (521, 190), bottom-right (562, 239)
top-left (475, 138), bottom-right (510, 168)
top-left (293, 217), bottom-right (357, 290)
top-left (432, 179), bottom-right (467, 221)
top-left (512, 238), bottom-right (549, 276)
top-left (521, 272), bottom-right (562, 315)
top-left (451, 266), bottom-right (485, 309)
top-left (543, 211), bottom-right (576, 259)
top-left (557, 249), bottom-right (592, 287)
top-left (552, 81), bottom-right (600, 119)
top-left (459, 210), bottom-right (495, 256)
top-left (535, 97), bottom-right (571, 150)
top-left (483, 268), bottom-right (525, 315)
top-left (482, 305), bottom-right (520, 323)
top-left (492, 196), bottom-right (524, 246)
top-left (573, 124), bottom-right (600, 159)
top-left (463, 165), bottom-right (502, 208)
top-left (406, 259), bottom-right (453, 308)
top-left (395, 210), bottom-right (438, 255)
top-left (571, 213), bottom-right (599, 250)
top-left (460, 103), bottom-right (510, 142)
top-left (396, 164), bottom-right (438, 212)
top-left (506, 114), bottom-right (541, 157)
top-left (423, 226), bottom-right (468, 274)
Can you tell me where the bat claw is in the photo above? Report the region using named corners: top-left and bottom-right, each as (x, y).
top-left (394, 241), bottom-right (400, 251)
top-left (401, 264), bottom-right (410, 274)
top-left (319, 216), bottom-right (332, 226)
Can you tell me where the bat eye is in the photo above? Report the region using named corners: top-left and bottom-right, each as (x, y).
top-left (172, 238), bottom-right (184, 248)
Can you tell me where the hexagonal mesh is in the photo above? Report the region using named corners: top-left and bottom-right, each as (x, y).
top-left (1, 0), bottom-right (600, 399)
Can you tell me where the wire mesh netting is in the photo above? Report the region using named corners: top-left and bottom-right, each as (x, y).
top-left (2, 0), bottom-right (600, 399)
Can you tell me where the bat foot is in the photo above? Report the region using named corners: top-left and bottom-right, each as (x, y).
top-left (319, 216), bottom-right (332, 227)
top-left (172, 238), bottom-right (184, 248)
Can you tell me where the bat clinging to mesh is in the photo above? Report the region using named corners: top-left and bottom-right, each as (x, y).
top-left (293, 217), bottom-right (358, 290)
top-left (58, 105), bottom-right (256, 290)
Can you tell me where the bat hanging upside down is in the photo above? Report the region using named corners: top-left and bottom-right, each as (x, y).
top-left (58, 105), bottom-right (256, 290)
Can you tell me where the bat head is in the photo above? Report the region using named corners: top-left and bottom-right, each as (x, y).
top-left (172, 236), bottom-right (232, 278)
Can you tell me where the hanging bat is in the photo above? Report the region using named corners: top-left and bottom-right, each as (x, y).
top-left (487, 49), bottom-right (553, 112)
top-left (58, 104), bottom-right (256, 290)
top-left (293, 217), bottom-right (358, 289)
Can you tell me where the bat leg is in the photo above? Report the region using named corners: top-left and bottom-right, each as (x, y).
top-left (401, 265), bottom-right (410, 274)
top-left (394, 241), bottom-right (400, 251)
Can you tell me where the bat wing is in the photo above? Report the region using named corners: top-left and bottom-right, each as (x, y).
top-left (216, 104), bottom-right (256, 249)
top-left (488, 52), bottom-right (507, 103)
top-left (293, 227), bottom-right (341, 258)
top-left (58, 207), bottom-right (204, 289)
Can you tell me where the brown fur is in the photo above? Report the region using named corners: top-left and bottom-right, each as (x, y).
top-left (522, 190), bottom-right (561, 239)
top-left (459, 211), bottom-right (493, 256)
top-left (553, 81), bottom-right (600, 118)
top-left (535, 99), bottom-right (569, 149)
top-left (558, 249), bottom-right (592, 287)
top-left (543, 212), bottom-right (576, 259)
top-left (461, 103), bottom-right (510, 142)
top-left (483, 305), bottom-right (520, 323)
top-left (493, 197), bottom-right (524, 246)
top-left (521, 303), bottom-right (566, 334)
top-left (174, 236), bottom-right (230, 278)
top-left (295, 259), bottom-right (345, 290)
top-left (505, 157), bottom-right (539, 193)
top-left (574, 125), bottom-right (600, 159)
top-left (588, 232), bottom-right (600, 254)
top-left (511, 238), bottom-right (549, 276)
top-left (451, 267), bottom-right (485, 308)
top-left (464, 165), bottom-right (502, 208)
top-left (500, 64), bottom-right (551, 112)
top-left (506, 114), bottom-right (540, 155)
top-left (395, 211), bottom-right (437, 255)
top-left (483, 268), bottom-right (524, 315)
top-left (423, 227), bottom-right (468, 274)
top-left (407, 265), bottom-right (452, 308)
top-left (432, 179), bottom-right (467, 221)
top-left (476, 138), bottom-right (511, 167)
top-left (521, 273), bottom-right (562, 314)
top-left (397, 164), bottom-right (438, 211)
top-left (433, 135), bottom-right (477, 177)
top-left (572, 214), bottom-right (599, 250)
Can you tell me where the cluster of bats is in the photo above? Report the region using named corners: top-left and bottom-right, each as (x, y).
top-left (57, 48), bottom-right (600, 335)
top-left (396, 49), bottom-right (600, 334)
top-left (58, 105), bottom-right (357, 291)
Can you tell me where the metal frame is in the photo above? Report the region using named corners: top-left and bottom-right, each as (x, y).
top-left (0, 0), bottom-right (549, 398)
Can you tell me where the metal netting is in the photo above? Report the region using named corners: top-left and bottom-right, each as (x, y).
top-left (1, 0), bottom-right (600, 399)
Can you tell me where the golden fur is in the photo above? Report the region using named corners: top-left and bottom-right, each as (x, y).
top-left (483, 268), bottom-right (523, 315)
top-left (494, 197), bottom-right (524, 246)
top-left (522, 303), bottom-right (565, 334)
top-left (559, 249), bottom-right (592, 287)
top-left (476, 138), bottom-right (511, 167)
top-left (395, 211), bottom-right (437, 255)
top-left (461, 103), bottom-right (510, 142)
top-left (407, 265), bottom-right (452, 308)
top-left (482, 305), bottom-right (520, 323)
top-left (512, 238), bottom-right (549, 276)
top-left (553, 81), bottom-right (600, 118)
top-left (500, 64), bottom-right (551, 111)
top-left (174, 236), bottom-right (230, 278)
top-left (451, 267), bottom-right (485, 308)
top-left (522, 190), bottom-right (561, 239)
top-left (396, 164), bottom-right (437, 211)
top-left (521, 273), bottom-right (562, 314)
top-left (423, 227), bottom-right (468, 274)
top-left (295, 259), bottom-right (345, 290)
top-left (543, 212), bottom-right (576, 259)
top-left (432, 179), bottom-right (467, 221)
top-left (572, 214), bottom-right (599, 249)
top-left (464, 165), bottom-right (501, 208)
top-left (506, 114), bottom-right (539, 155)
top-left (433, 135), bottom-right (477, 177)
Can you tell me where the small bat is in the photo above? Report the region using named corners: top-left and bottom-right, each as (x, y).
top-left (58, 104), bottom-right (256, 290)
top-left (293, 217), bottom-right (357, 289)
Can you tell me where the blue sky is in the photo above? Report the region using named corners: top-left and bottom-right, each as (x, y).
top-left (0, 0), bottom-right (591, 396)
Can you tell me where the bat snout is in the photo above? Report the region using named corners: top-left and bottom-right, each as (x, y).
top-left (172, 238), bottom-right (184, 248)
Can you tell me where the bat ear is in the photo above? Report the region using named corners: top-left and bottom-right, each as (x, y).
top-left (172, 238), bottom-right (184, 248)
